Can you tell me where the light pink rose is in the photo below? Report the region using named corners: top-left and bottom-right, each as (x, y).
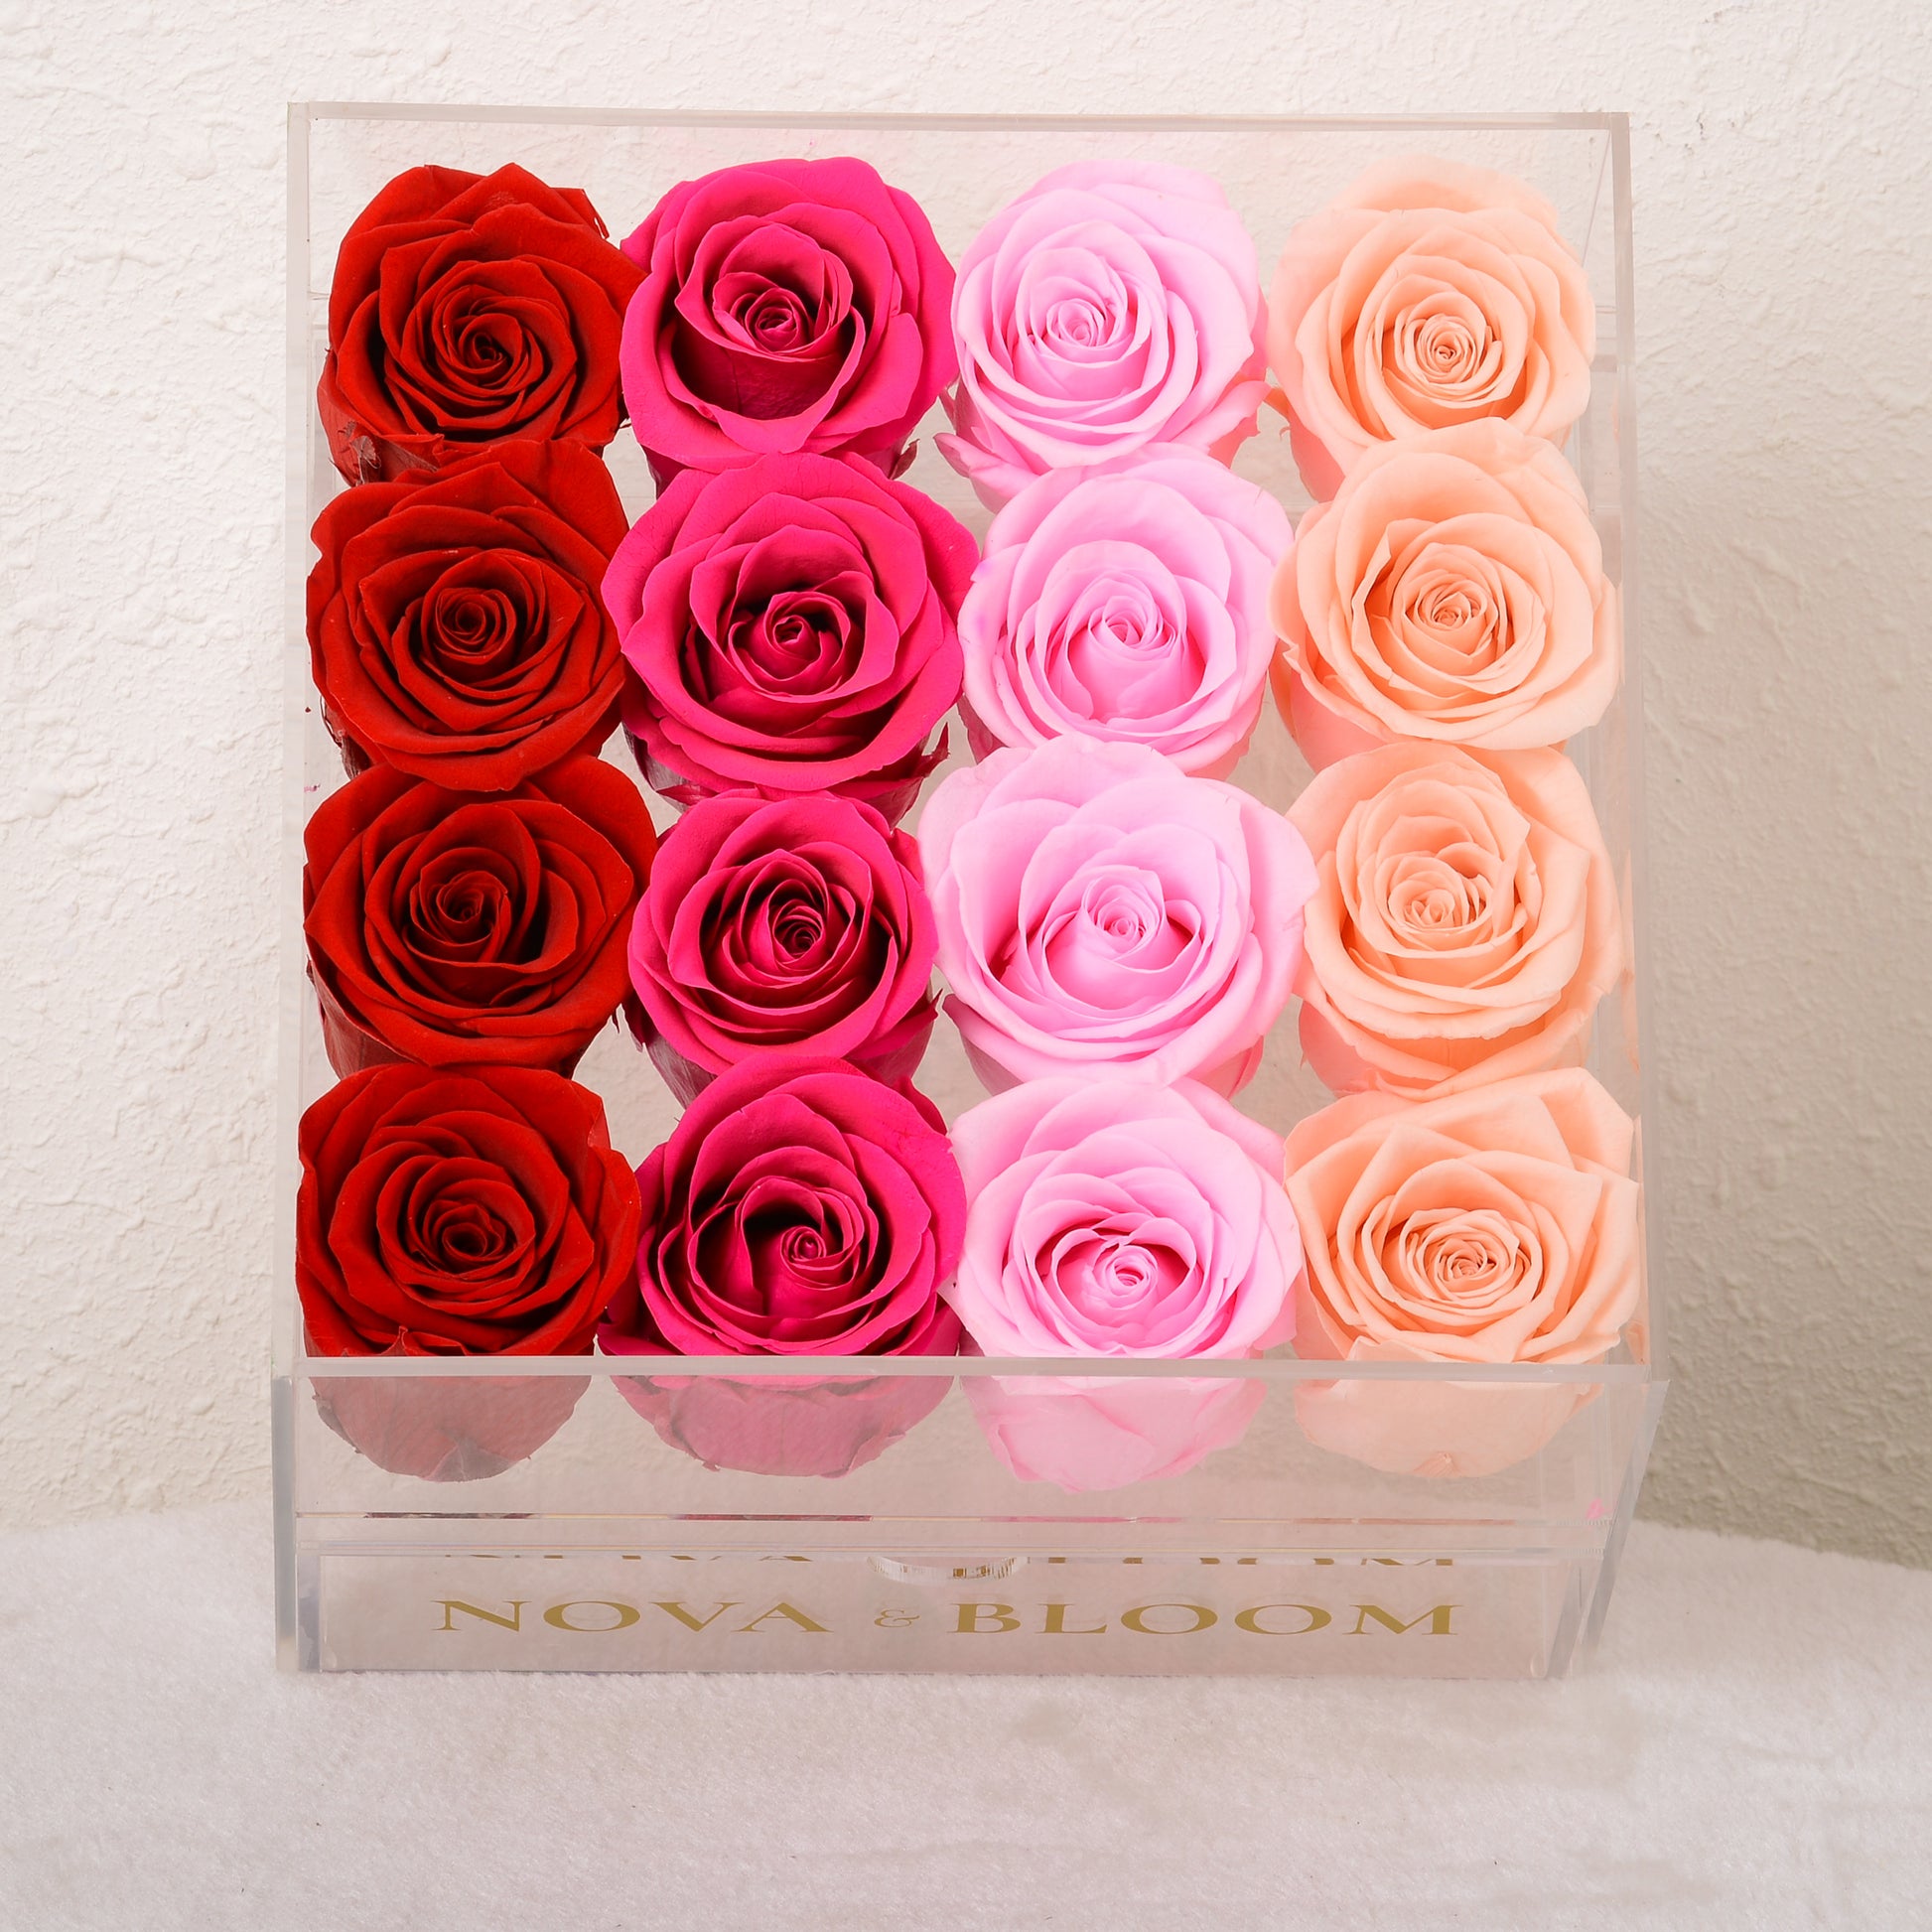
top-left (959, 452), bottom-right (1292, 778)
top-left (939, 160), bottom-right (1267, 507)
top-left (1285, 1068), bottom-right (1641, 1478)
top-left (1269, 154), bottom-right (1595, 498)
top-left (948, 1076), bottom-right (1300, 1355)
top-left (949, 1077), bottom-right (1298, 1492)
top-left (1271, 420), bottom-right (1619, 764)
top-left (918, 738), bottom-right (1316, 1094)
top-left (1291, 743), bottom-right (1622, 1099)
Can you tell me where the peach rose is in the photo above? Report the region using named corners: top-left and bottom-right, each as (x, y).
top-left (1285, 1068), bottom-right (1641, 1478)
top-left (1271, 420), bottom-right (1618, 765)
top-left (1269, 154), bottom-right (1594, 498)
top-left (1290, 743), bottom-right (1621, 1099)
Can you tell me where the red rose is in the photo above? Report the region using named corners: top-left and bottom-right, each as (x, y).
top-left (605, 452), bottom-right (975, 823)
top-left (307, 440), bottom-right (630, 790)
top-left (298, 1062), bottom-right (640, 1480)
top-left (318, 163), bottom-right (642, 483)
top-left (297, 1062), bottom-right (639, 1356)
top-left (619, 156), bottom-right (956, 483)
top-left (626, 790), bottom-right (938, 1104)
top-left (304, 758), bottom-right (656, 1075)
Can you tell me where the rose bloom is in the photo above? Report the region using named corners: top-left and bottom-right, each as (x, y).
top-left (1269, 154), bottom-right (1595, 498)
top-left (958, 452), bottom-right (1292, 778)
top-left (940, 160), bottom-right (1267, 507)
top-left (1271, 420), bottom-right (1619, 765)
top-left (949, 1077), bottom-right (1297, 1491)
top-left (1291, 743), bottom-right (1622, 1100)
top-left (600, 1055), bottom-right (966, 1359)
top-left (619, 156), bottom-right (956, 483)
top-left (298, 1062), bottom-right (640, 1356)
top-left (318, 163), bottom-right (641, 483)
top-left (307, 440), bottom-right (629, 791)
top-left (919, 738), bottom-right (1315, 1095)
top-left (1285, 1067), bottom-right (1641, 1477)
top-left (948, 1078), bottom-right (1299, 1357)
top-left (606, 453), bottom-right (976, 824)
top-left (627, 790), bottom-right (938, 1105)
top-left (304, 758), bottom-right (656, 1076)
top-left (297, 1062), bottom-right (640, 1479)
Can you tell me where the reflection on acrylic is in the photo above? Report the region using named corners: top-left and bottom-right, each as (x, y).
top-left (612, 1371), bottom-right (948, 1479)
top-left (313, 1372), bottom-right (588, 1483)
top-left (966, 1372), bottom-right (1264, 1494)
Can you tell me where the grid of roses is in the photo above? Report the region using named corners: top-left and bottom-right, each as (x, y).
top-left (293, 146), bottom-right (1638, 1475)
top-left (903, 153), bottom-right (1642, 1485)
top-left (297, 164), bottom-right (653, 1489)
top-left (293, 156), bottom-right (985, 1490)
top-left (1251, 153), bottom-right (1642, 1479)
top-left (292, 150), bottom-right (1306, 1421)
top-left (292, 153), bottom-right (1296, 1497)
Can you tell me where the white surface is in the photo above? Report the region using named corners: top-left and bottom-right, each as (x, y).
top-left (2, 1505), bottom-right (1930, 1927)
top-left (3, 1), bottom-right (1931, 1564)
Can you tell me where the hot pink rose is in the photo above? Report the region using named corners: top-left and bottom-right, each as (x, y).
top-left (626, 790), bottom-right (938, 1105)
top-left (618, 157), bottom-right (956, 484)
top-left (949, 1077), bottom-right (1297, 1491)
top-left (1291, 744), bottom-right (1622, 1099)
top-left (1269, 154), bottom-right (1595, 498)
top-left (1285, 1068), bottom-right (1641, 1477)
top-left (599, 1055), bottom-right (965, 1476)
top-left (605, 453), bottom-right (977, 823)
top-left (948, 1077), bottom-right (1298, 1356)
top-left (1271, 420), bottom-right (1619, 766)
top-left (919, 738), bottom-right (1315, 1094)
top-left (958, 452), bottom-right (1291, 777)
top-left (939, 160), bottom-right (1266, 507)
top-left (600, 1055), bottom-right (966, 1359)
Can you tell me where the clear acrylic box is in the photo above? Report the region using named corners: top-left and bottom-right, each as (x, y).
top-left (277, 106), bottom-right (1660, 1676)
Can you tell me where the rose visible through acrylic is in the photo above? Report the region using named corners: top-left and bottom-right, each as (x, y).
top-left (1268, 153), bottom-right (1594, 498)
top-left (919, 737), bottom-right (1315, 1095)
top-left (958, 451), bottom-right (1291, 777)
top-left (619, 156), bottom-right (956, 483)
top-left (948, 1078), bottom-right (1301, 1491)
top-left (600, 1057), bottom-right (967, 1477)
top-left (606, 452), bottom-right (975, 823)
top-left (1285, 1067), bottom-right (1641, 1478)
top-left (319, 163), bottom-right (640, 483)
top-left (941, 160), bottom-right (1267, 506)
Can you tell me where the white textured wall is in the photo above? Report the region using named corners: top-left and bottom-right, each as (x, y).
top-left (3, 0), bottom-right (1928, 1564)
